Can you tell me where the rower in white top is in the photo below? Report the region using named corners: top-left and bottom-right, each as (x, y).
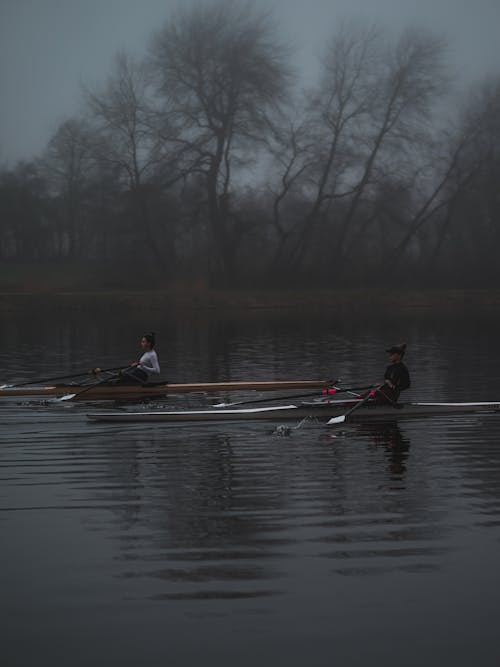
top-left (124, 333), bottom-right (160, 384)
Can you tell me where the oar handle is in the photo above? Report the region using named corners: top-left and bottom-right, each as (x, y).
top-left (344, 385), bottom-right (381, 417)
top-left (77, 367), bottom-right (134, 396)
top-left (57, 367), bottom-right (133, 401)
top-left (321, 384), bottom-right (379, 396)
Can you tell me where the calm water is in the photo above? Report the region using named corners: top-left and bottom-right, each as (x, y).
top-left (1, 299), bottom-right (500, 666)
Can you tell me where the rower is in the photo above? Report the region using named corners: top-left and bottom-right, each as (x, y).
top-left (123, 333), bottom-right (160, 385)
top-left (376, 343), bottom-right (410, 404)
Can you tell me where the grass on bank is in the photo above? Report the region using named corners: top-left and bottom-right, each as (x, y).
top-left (1, 262), bottom-right (500, 313)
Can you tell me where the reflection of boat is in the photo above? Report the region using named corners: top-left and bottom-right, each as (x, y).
top-left (0, 379), bottom-right (333, 402)
top-left (87, 400), bottom-right (500, 423)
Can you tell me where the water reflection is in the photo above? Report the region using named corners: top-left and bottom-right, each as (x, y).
top-left (3, 301), bottom-right (500, 665)
top-left (80, 429), bottom-right (291, 600)
top-left (72, 421), bottom-right (424, 596)
top-left (358, 421), bottom-right (411, 478)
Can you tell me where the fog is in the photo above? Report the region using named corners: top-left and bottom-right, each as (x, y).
top-left (1, 0), bottom-right (499, 289)
top-left (1, 0), bottom-right (499, 162)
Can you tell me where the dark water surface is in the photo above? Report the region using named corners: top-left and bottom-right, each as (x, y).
top-left (1, 299), bottom-right (500, 666)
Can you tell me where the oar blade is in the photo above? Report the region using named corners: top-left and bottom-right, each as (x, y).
top-left (56, 393), bottom-right (77, 402)
top-left (327, 415), bottom-right (346, 425)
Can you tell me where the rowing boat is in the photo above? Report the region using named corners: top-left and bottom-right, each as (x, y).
top-left (87, 400), bottom-right (500, 423)
top-left (0, 379), bottom-right (334, 401)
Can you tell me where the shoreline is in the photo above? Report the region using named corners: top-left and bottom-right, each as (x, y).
top-left (1, 288), bottom-right (500, 313)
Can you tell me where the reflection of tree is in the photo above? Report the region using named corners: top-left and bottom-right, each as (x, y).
top-left (26, 399), bottom-right (455, 600)
top-left (87, 430), bottom-right (287, 600)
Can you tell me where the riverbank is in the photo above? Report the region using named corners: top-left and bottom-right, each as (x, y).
top-left (1, 286), bottom-right (500, 316)
top-left (2, 262), bottom-right (500, 314)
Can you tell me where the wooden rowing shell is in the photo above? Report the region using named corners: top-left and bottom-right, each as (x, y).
top-left (0, 379), bottom-right (334, 401)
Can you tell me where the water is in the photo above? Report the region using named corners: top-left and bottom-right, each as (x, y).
top-left (1, 299), bottom-right (500, 666)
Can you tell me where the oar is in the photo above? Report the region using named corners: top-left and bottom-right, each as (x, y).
top-left (0, 366), bottom-right (125, 390)
top-left (213, 389), bottom-right (332, 409)
top-left (56, 367), bottom-right (132, 402)
top-left (327, 384), bottom-right (382, 425)
top-left (212, 382), bottom-right (375, 408)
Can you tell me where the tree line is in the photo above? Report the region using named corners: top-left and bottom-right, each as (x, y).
top-left (1, 1), bottom-right (499, 287)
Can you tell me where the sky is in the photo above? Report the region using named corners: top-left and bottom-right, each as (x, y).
top-left (1, 0), bottom-right (499, 164)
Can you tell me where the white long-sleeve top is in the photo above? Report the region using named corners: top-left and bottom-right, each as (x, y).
top-left (138, 350), bottom-right (160, 376)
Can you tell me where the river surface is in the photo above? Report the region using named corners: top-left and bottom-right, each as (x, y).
top-left (1, 298), bottom-right (500, 666)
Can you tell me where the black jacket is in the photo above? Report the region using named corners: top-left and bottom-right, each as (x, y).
top-left (384, 361), bottom-right (410, 391)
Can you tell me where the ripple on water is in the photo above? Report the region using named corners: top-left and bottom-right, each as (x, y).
top-left (2, 316), bottom-right (500, 665)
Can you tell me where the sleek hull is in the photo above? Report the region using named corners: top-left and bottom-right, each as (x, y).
top-left (87, 401), bottom-right (500, 423)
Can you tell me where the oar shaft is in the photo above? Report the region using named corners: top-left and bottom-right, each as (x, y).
top-left (327, 384), bottom-right (382, 425)
top-left (5, 366), bottom-right (124, 388)
top-left (214, 382), bottom-right (373, 409)
top-left (58, 367), bottom-right (134, 401)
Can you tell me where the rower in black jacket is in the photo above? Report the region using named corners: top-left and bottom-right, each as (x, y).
top-left (377, 343), bottom-right (410, 404)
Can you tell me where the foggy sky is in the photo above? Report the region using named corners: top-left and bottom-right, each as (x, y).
top-left (1, 0), bottom-right (499, 164)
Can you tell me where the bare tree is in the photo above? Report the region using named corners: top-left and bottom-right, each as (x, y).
top-left (42, 118), bottom-right (92, 258)
top-left (372, 77), bottom-right (500, 281)
top-left (149, 0), bottom-right (289, 282)
top-left (85, 52), bottom-right (183, 272)
top-left (334, 29), bottom-right (446, 269)
top-left (0, 161), bottom-right (48, 260)
top-left (265, 119), bottom-right (316, 272)
top-left (271, 23), bottom-right (447, 277)
top-left (426, 78), bottom-right (500, 277)
top-left (4, 5), bottom-right (500, 290)
top-left (285, 22), bottom-right (381, 273)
